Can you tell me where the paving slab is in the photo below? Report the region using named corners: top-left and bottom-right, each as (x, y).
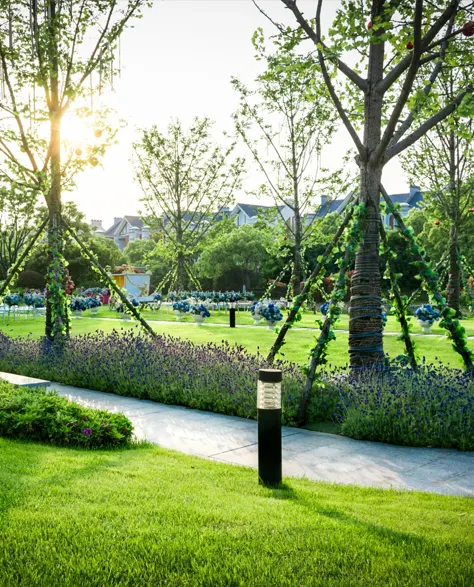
top-left (26, 380), bottom-right (471, 497)
top-left (0, 371), bottom-right (51, 388)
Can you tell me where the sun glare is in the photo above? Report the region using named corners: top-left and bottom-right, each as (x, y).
top-left (61, 111), bottom-right (93, 147)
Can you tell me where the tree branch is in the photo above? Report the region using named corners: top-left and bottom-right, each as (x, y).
top-left (388, 16), bottom-right (455, 148)
top-left (385, 84), bottom-right (473, 162)
top-left (371, 0), bottom-right (424, 165)
top-left (310, 0), bottom-right (364, 158)
top-left (377, 0), bottom-right (459, 94)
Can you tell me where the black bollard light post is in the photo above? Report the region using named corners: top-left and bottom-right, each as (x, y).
top-left (257, 368), bottom-right (282, 486)
top-left (229, 301), bottom-right (236, 328)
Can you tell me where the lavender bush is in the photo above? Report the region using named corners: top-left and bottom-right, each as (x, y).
top-left (0, 331), bottom-right (304, 424)
top-left (309, 365), bottom-right (474, 450)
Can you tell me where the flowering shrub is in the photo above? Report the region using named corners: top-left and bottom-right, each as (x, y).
top-left (23, 291), bottom-right (45, 308)
top-left (83, 287), bottom-right (103, 296)
top-left (88, 296), bottom-right (102, 309)
top-left (0, 380), bottom-right (133, 448)
top-left (189, 304), bottom-right (211, 318)
top-left (70, 296), bottom-right (90, 312)
top-left (2, 293), bottom-right (21, 307)
top-left (250, 301), bottom-right (264, 318)
top-left (116, 296), bottom-right (139, 313)
top-left (168, 291), bottom-right (255, 303)
top-left (0, 331), bottom-right (304, 425)
top-left (414, 304), bottom-right (441, 325)
top-left (64, 270), bottom-right (75, 295)
top-left (172, 300), bottom-right (190, 313)
top-left (309, 365), bottom-right (474, 450)
top-left (260, 303), bottom-right (283, 323)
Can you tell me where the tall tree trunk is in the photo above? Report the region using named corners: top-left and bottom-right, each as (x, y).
top-left (447, 126), bottom-right (461, 317)
top-left (45, 0), bottom-right (68, 341)
top-left (349, 166), bottom-right (384, 367)
top-left (349, 24), bottom-right (385, 369)
top-left (292, 215), bottom-right (303, 297)
top-left (447, 224), bottom-right (461, 316)
top-left (176, 250), bottom-right (186, 291)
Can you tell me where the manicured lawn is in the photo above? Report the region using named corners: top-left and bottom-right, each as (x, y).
top-left (0, 313), bottom-right (470, 368)
top-left (91, 305), bottom-right (474, 336)
top-left (0, 438), bottom-right (473, 587)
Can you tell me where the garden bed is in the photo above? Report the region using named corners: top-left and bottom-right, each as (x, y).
top-left (1, 330), bottom-right (473, 450)
top-left (0, 330), bottom-right (304, 425)
top-left (310, 365), bottom-right (474, 451)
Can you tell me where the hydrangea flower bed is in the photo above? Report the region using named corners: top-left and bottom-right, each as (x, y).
top-left (172, 300), bottom-right (191, 313)
top-left (414, 304), bottom-right (441, 325)
top-left (2, 293), bottom-right (21, 307)
top-left (310, 365), bottom-right (474, 450)
top-left (70, 296), bottom-right (90, 312)
top-left (168, 291), bottom-right (255, 302)
top-left (0, 331), bottom-right (304, 424)
top-left (23, 292), bottom-right (45, 308)
top-left (189, 304), bottom-right (211, 318)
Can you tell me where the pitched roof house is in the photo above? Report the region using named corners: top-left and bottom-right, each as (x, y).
top-left (95, 216), bottom-right (151, 251)
top-left (229, 203), bottom-right (294, 227)
top-left (316, 186), bottom-right (423, 227)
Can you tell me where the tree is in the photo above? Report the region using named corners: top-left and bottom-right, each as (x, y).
top-left (23, 203), bottom-right (125, 287)
top-left (195, 224), bottom-right (270, 291)
top-left (402, 63), bottom-right (474, 315)
top-left (133, 118), bottom-right (245, 291)
top-left (405, 207), bottom-right (474, 276)
top-left (0, 185), bottom-right (39, 280)
top-left (0, 0), bottom-right (147, 339)
top-left (123, 239), bottom-right (156, 266)
top-left (261, 0), bottom-right (474, 367)
top-left (232, 31), bottom-right (337, 296)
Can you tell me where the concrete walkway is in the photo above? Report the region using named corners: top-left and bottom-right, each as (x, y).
top-left (2, 372), bottom-right (472, 497)
top-left (0, 373), bottom-right (474, 497)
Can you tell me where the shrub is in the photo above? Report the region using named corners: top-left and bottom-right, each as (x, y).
top-left (0, 380), bottom-right (133, 448)
top-left (309, 365), bottom-right (474, 450)
top-left (16, 270), bottom-right (46, 289)
top-left (0, 331), bottom-right (304, 424)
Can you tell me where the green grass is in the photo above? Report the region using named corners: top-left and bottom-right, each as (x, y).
top-left (0, 438), bottom-right (473, 587)
top-left (91, 305), bottom-right (474, 336)
top-left (0, 311), bottom-right (470, 368)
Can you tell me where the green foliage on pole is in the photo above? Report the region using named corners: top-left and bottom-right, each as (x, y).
top-left (385, 197), bottom-right (474, 371)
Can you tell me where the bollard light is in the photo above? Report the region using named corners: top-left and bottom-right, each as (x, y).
top-left (229, 301), bottom-right (236, 328)
top-left (257, 368), bottom-right (282, 486)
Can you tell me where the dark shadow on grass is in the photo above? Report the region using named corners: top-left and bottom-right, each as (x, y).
top-left (264, 482), bottom-right (426, 550)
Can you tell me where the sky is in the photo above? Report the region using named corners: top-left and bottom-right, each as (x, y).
top-left (68, 0), bottom-right (409, 229)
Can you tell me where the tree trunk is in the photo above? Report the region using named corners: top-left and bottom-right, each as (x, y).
top-left (176, 250), bottom-right (186, 291)
top-left (292, 214), bottom-right (303, 297)
top-left (349, 166), bottom-right (384, 368)
top-left (45, 0), bottom-right (68, 341)
top-left (447, 224), bottom-right (461, 316)
top-left (348, 22), bottom-right (385, 370)
top-left (447, 126), bottom-right (461, 317)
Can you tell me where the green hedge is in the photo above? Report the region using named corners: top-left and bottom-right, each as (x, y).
top-left (0, 381), bottom-right (133, 448)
